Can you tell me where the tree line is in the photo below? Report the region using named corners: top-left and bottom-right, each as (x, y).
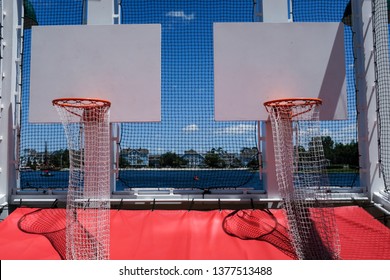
top-left (24, 136), bottom-right (358, 171)
top-left (120, 147), bottom-right (260, 169)
top-left (25, 149), bottom-right (70, 170)
top-left (321, 136), bottom-right (359, 168)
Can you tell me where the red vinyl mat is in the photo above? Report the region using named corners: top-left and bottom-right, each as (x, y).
top-left (0, 206), bottom-right (389, 260)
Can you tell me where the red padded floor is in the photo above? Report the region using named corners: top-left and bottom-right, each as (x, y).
top-left (0, 206), bottom-right (389, 260)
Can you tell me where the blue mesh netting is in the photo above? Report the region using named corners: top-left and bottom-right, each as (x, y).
top-left (117, 0), bottom-right (261, 190)
top-left (19, 0), bottom-right (359, 192)
top-left (20, 0), bottom-right (84, 189)
top-left (292, 0), bottom-right (360, 188)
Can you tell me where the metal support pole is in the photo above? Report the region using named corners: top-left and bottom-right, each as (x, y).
top-left (0, 0), bottom-right (21, 219)
top-left (262, 0), bottom-right (290, 198)
top-left (353, 0), bottom-right (385, 198)
top-left (87, 0), bottom-right (115, 25)
top-left (87, 0), bottom-right (118, 194)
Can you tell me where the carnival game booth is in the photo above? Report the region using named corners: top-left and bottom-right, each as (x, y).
top-left (0, 0), bottom-right (389, 262)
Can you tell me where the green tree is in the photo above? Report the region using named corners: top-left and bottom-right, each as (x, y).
top-left (321, 136), bottom-right (335, 162)
top-left (48, 149), bottom-right (69, 169)
top-left (333, 141), bottom-right (359, 167)
top-left (119, 154), bottom-right (130, 168)
top-left (160, 152), bottom-right (187, 168)
top-left (62, 149), bottom-right (70, 168)
top-left (26, 158), bottom-right (32, 169)
top-left (49, 152), bottom-right (60, 168)
top-left (247, 157), bottom-right (259, 169)
top-left (204, 149), bottom-right (226, 168)
top-left (49, 150), bottom-right (63, 168)
top-left (31, 160), bottom-right (38, 170)
top-left (346, 141), bottom-right (359, 167)
top-left (230, 157), bottom-right (243, 168)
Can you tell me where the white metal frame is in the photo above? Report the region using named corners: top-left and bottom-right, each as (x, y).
top-left (260, 0), bottom-right (290, 199)
top-left (0, 0), bottom-right (22, 219)
top-left (354, 0), bottom-right (382, 197)
top-left (368, 0), bottom-right (390, 210)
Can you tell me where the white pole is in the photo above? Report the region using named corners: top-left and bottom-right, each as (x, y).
top-left (86, 0), bottom-right (118, 195)
top-left (87, 0), bottom-right (115, 25)
top-left (353, 0), bottom-right (385, 198)
top-left (0, 0), bottom-right (21, 219)
top-left (263, 0), bottom-right (289, 22)
top-left (262, 0), bottom-right (290, 199)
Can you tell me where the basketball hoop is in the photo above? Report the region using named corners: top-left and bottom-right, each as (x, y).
top-left (53, 97), bottom-right (111, 260)
top-left (52, 98), bottom-right (111, 120)
top-left (264, 97), bottom-right (322, 119)
top-left (264, 97), bottom-right (340, 260)
top-left (52, 97), bottom-right (111, 107)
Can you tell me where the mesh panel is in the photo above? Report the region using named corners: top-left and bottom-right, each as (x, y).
top-left (20, 0), bottom-right (261, 191)
top-left (372, 0), bottom-right (390, 193)
top-left (292, 0), bottom-right (360, 189)
top-left (20, 0), bottom-right (84, 190)
top-left (118, 0), bottom-right (261, 190)
top-left (19, 1), bottom-right (360, 192)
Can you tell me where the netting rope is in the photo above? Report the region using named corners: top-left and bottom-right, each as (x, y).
top-left (372, 0), bottom-right (390, 193)
top-left (53, 98), bottom-right (111, 260)
top-left (264, 98), bottom-right (340, 260)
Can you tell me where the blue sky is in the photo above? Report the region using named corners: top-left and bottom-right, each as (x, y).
top-left (21, 0), bottom-right (356, 155)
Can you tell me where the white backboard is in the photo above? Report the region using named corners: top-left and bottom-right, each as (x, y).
top-left (29, 24), bottom-right (161, 123)
top-left (214, 22), bottom-right (347, 121)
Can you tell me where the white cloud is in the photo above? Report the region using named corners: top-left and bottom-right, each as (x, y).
top-left (183, 124), bottom-right (199, 132)
top-left (216, 124), bottom-right (256, 135)
top-left (166, 11), bottom-right (195, 20)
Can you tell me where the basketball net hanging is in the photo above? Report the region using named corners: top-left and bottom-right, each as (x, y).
top-left (53, 98), bottom-right (111, 260)
top-left (264, 98), bottom-right (340, 260)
